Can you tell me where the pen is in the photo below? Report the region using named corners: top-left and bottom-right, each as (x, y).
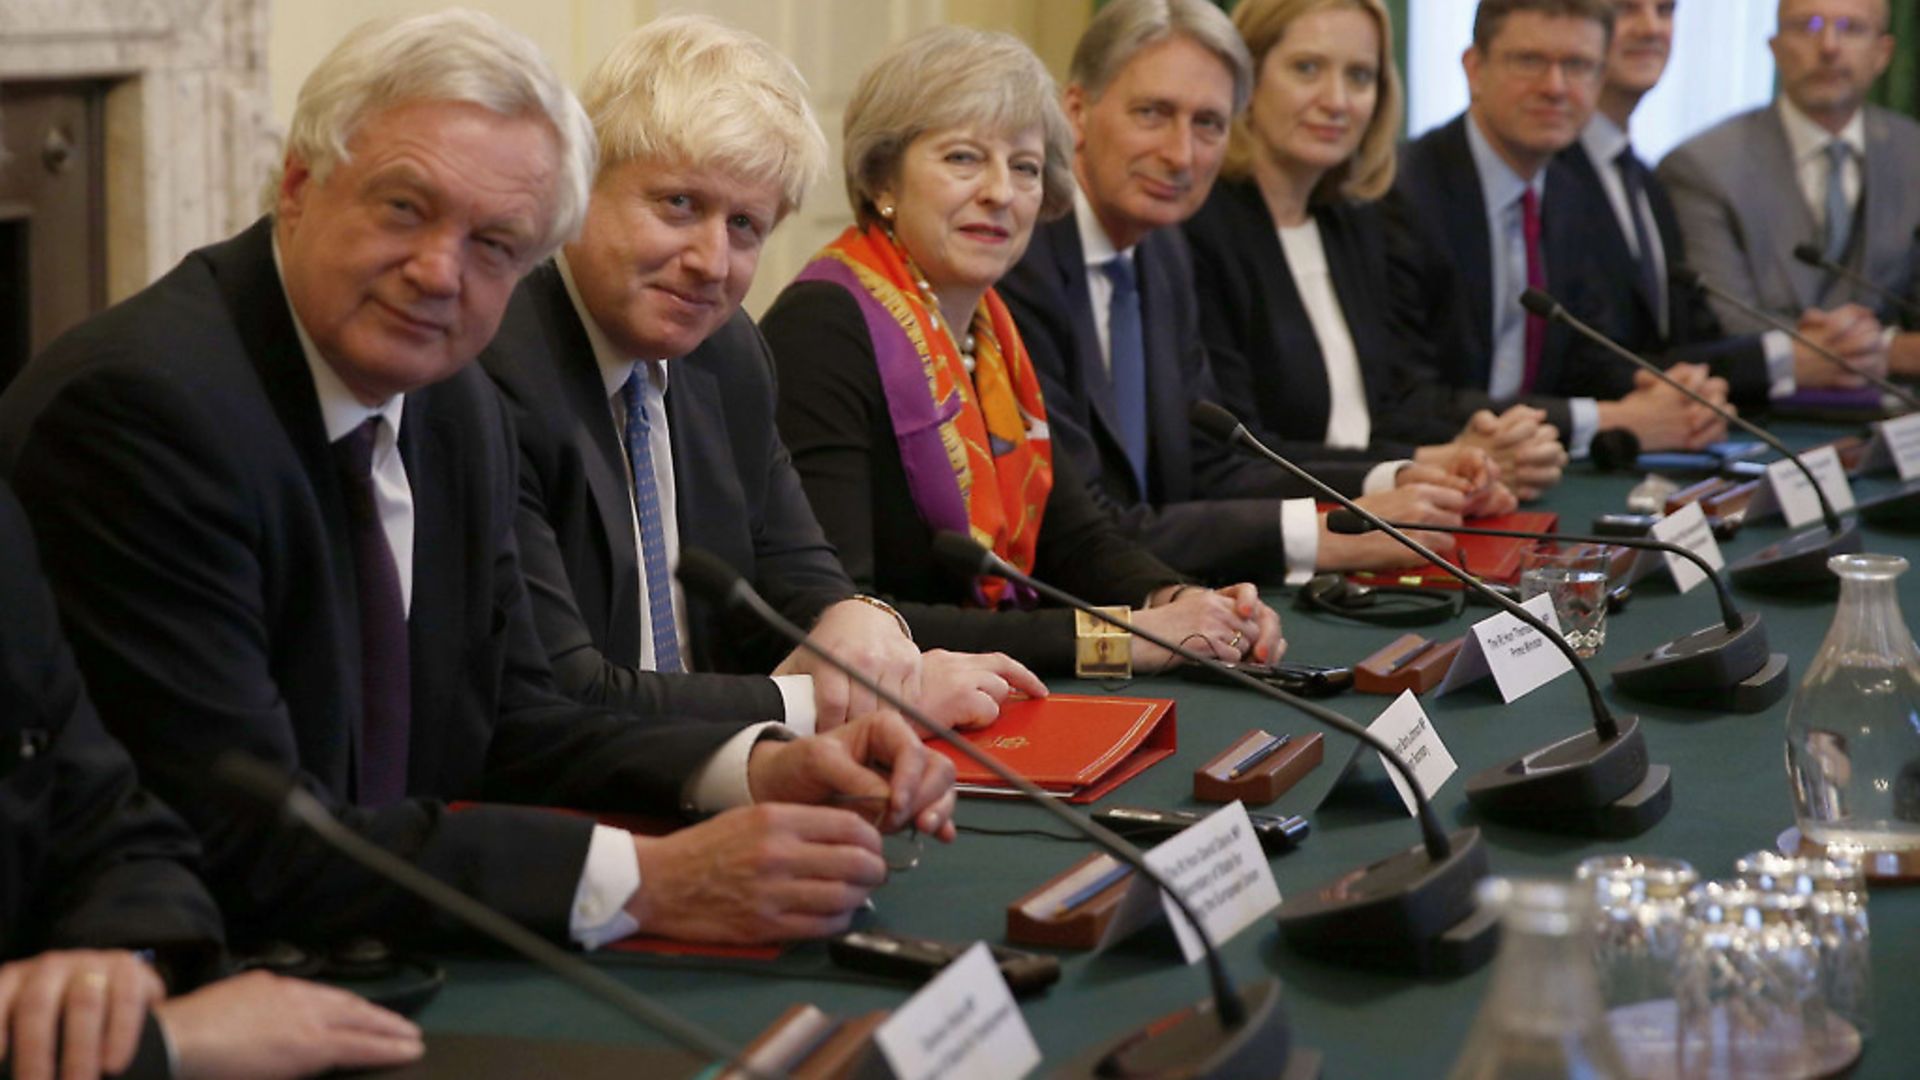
top-left (1385, 637), bottom-right (1439, 674)
top-left (1053, 861), bottom-right (1133, 916)
top-left (1225, 732), bottom-right (1292, 779)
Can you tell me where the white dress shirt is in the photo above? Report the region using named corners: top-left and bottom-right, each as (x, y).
top-left (1779, 97), bottom-right (1866, 235)
top-left (1465, 116), bottom-right (1600, 457)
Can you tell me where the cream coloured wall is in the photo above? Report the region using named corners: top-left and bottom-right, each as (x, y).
top-left (267, 1), bottom-right (1090, 317)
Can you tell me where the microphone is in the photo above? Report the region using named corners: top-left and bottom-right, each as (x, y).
top-left (1325, 513), bottom-right (1788, 713)
top-left (211, 752), bottom-right (772, 1079)
top-left (1670, 265), bottom-right (1920, 411)
top-left (926, 532), bottom-right (1494, 977)
top-left (1519, 287), bottom-right (1862, 588)
top-left (675, 550), bottom-right (1301, 1078)
top-left (1192, 401), bottom-right (1671, 839)
top-left (1792, 242), bottom-right (1920, 324)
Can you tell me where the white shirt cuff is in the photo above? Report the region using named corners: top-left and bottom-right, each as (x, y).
top-left (681, 721), bottom-right (790, 814)
top-left (1280, 498), bottom-right (1319, 586)
top-left (568, 824), bottom-right (641, 948)
top-left (1567, 398), bottom-right (1600, 460)
top-left (1762, 329), bottom-right (1797, 399)
top-left (1362, 459), bottom-right (1411, 495)
top-left (771, 675), bottom-right (817, 736)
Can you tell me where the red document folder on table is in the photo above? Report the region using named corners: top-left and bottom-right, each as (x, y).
top-left (1346, 510), bottom-right (1558, 588)
top-left (930, 693), bottom-right (1177, 804)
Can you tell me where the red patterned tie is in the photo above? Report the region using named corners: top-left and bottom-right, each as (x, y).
top-left (1520, 187), bottom-right (1546, 394)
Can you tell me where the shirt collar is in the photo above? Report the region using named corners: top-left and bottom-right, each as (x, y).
top-left (1580, 111), bottom-right (1632, 168)
top-left (271, 234), bottom-right (406, 444)
top-left (1465, 111), bottom-right (1546, 213)
top-left (1778, 95), bottom-right (1867, 164)
top-left (555, 249), bottom-right (671, 402)
top-left (1073, 182), bottom-right (1129, 268)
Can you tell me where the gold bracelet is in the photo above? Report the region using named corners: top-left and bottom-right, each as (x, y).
top-left (1074, 606), bottom-right (1133, 680)
top-left (848, 593), bottom-right (913, 643)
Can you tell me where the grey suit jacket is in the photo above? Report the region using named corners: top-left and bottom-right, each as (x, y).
top-left (1657, 103), bottom-right (1920, 331)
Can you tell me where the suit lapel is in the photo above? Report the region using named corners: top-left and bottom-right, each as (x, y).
top-left (1562, 142), bottom-right (1659, 328)
top-left (212, 219), bottom-right (362, 781)
top-left (398, 387), bottom-right (458, 793)
top-left (1043, 219), bottom-right (1129, 464)
top-left (1754, 111), bottom-right (1827, 310)
top-left (664, 357), bottom-right (729, 671)
top-left (1234, 182), bottom-right (1332, 439)
top-left (1439, 119), bottom-right (1496, 382)
top-left (1857, 108), bottom-right (1899, 302)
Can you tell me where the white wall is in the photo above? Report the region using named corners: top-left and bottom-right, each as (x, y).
top-left (1406, 0), bottom-right (1777, 163)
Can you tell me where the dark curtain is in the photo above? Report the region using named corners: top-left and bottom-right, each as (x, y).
top-left (1868, 0), bottom-right (1918, 118)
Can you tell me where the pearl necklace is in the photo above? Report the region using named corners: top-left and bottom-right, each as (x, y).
top-left (902, 254), bottom-right (976, 363)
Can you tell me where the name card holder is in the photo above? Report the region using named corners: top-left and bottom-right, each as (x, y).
top-left (1665, 475), bottom-right (1734, 515)
top-left (1354, 634), bottom-right (1462, 696)
top-left (1006, 853), bottom-right (1133, 950)
top-left (728, 1003), bottom-right (891, 1080)
top-left (1193, 729), bottom-right (1322, 805)
top-left (1702, 478), bottom-right (1762, 520)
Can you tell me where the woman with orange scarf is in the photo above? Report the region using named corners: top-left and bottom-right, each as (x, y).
top-left (763, 27), bottom-right (1283, 677)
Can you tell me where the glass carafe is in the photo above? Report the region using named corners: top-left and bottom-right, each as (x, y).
top-left (1785, 554), bottom-right (1920, 852)
top-left (1448, 878), bottom-right (1630, 1080)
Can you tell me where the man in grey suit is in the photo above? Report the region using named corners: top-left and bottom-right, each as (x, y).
top-left (1658, 0), bottom-right (1918, 377)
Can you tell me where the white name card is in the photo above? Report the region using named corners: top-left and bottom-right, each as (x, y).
top-left (874, 942), bottom-right (1041, 1080)
top-left (1867, 413), bottom-right (1920, 480)
top-left (1758, 445), bottom-right (1856, 528)
top-left (1648, 501), bottom-right (1726, 594)
top-left (1367, 690), bottom-right (1459, 816)
top-left (1141, 802), bottom-right (1283, 965)
top-left (1437, 592), bottom-right (1571, 702)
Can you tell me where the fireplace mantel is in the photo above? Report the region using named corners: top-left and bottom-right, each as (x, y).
top-left (0, 0), bottom-right (276, 298)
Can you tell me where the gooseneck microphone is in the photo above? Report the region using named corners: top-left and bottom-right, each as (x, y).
top-left (674, 551), bottom-right (1299, 1079)
top-left (927, 532), bottom-right (1494, 977)
top-left (1192, 401), bottom-right (1671, 839)
top-left (1326, 514), bottom-right (1788, 713)
top-left (1519, 287), bottom-right (1862, 588)
top-left (1792, 241), bottom-right (1920, 324)
top-left (1669, 265), bottom-right (1920, 411)
top-left (212, 753), bottom-right (772, 1079)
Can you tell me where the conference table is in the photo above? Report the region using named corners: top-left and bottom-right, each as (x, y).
top-left (399, 422), bottom-right (1920, 1078)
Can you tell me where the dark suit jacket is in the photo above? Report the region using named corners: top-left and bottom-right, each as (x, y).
top-left (762, 279), bottom-right (1180, 673)
top-left (0, 481), bottom-right (224, 987)
top-left (0, 219), bottom-right (744, 946)
top-left (1389, 114), bottom-right (1632, 425)
top-left (999, 215), bottom-right (1375, 583)
top-left (482, 264), bottom-right (853, 724)
top-left (1554, 140), bottom-right (1772, 404)
top-left (1183, 177), bottom-right (1504, 454)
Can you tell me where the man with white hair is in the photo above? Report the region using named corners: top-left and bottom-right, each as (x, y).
top-left (1658, 0), bottom-right (1920, 376)
top-left (483, 15), bottom-right (1046, 753)
top-left (0, 9), bottom-right (953, 952)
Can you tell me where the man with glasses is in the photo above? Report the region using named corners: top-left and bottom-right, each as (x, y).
top-left (1659, 0), bottom-right (1920, 377)
top-left (1388, 0), bottom-right (1732, 458)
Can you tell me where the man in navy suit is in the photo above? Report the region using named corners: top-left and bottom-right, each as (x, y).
top-left (482, 16), bottom-right (1042, 738)
top-left (0, 10), bottom-right (953, 952)
top-left (1556, 0), bottom-right (1886, 404)
top-left (1390, 0), bottom-right (1730, 459)
top-left (1000, 0), bottom-right (1493, 586)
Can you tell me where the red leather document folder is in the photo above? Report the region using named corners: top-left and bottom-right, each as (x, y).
top-left (931, 693), bottom-right (1177, 804)
top-left (1346, 510), bottom-right (1559, 588)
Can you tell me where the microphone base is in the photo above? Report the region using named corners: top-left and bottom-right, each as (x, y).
top-left (1727, 520), bottom-right (1863, 590)
top-left (1464, 716), bottom-right (1670, 836)
top-left (1610, 615), bottom-right (1773, 709)
top-left (1276, 828), bottom-right (1494, 975)
top-left (1056, 977), bottom-right (1316, 1080)
top-left (1858, 479), bottom-right (1920, 528)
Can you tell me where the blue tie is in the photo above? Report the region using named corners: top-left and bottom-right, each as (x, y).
top-left (1101, 255), bottom-right (1150, 496)
top-left (621, 369), bottom-right (682, 673)
top-left (1824, 140), bottom-right (1854, 263)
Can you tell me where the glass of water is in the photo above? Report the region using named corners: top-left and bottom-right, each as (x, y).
top-left (1519, 545), bottom-right (1610, 658)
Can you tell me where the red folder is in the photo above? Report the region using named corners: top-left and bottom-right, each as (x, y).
top-left (930, 693), bottom-right (1177, 804)
top-left (1345, 510), bottom-right (1559, 588)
